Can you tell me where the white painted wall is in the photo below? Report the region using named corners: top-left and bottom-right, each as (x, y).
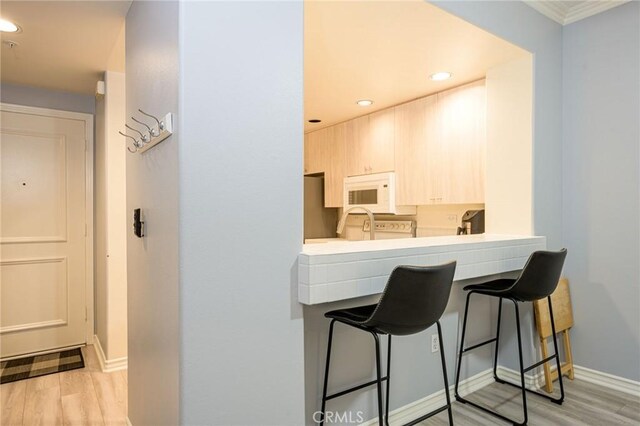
top-left (562, 2), bottom-right (640, 381)
top-left (95, 71), bottom-right (128, 363)
top-left (485, 55), bottom-right (534, 235)
top-left (178, 1), bottom-right (305, 424)
top-left (0, 83), bottom-right (95, 114)
top-left (126, 1), bottom-right (180, 424)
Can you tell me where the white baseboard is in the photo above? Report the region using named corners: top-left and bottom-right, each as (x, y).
top-left (495, 365), bottom-right (544, 390)
top-left (93, 335), bottom-right (128, 372)
top-left (574, 365), bottom-right (640, 397)
top-left (126, 417), bottom-right (133, 426)
top-left (498, 364), bottom-right (640, 397)
top-left (360, 363), bottom-right (639, 425)
top-left (361, 368), bottom-right (494, 426)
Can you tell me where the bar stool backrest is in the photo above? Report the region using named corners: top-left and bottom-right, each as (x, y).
top-left (509, 249), bottom-right (567, 301)
top-left (362, 262), bottom-right (456, 336)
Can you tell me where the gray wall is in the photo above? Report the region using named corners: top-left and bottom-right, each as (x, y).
top-left (125, 1), bottom-right (180, 424)
top-left (0, 83), bottom-right (95, 114)
top-left (562, 2), bottom-right (640, 381)
top-left (303, 3), bottom-right (566, 423)
top-left (432, 0), bottom-right (564, 372)
top-left (178, 1), bottom-right (306, 424)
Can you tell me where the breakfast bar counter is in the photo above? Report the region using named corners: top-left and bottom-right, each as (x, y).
top-left (298, 234), bottom-right (546, 304)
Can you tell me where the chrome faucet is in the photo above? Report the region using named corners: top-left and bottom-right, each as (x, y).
top-left (337, 206), bottom-right (376, 240)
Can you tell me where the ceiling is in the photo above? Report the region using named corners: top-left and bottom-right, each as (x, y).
top-left (523, 0), bottom-right (629, 25)
top-left (304, 0), bottom-right (529, 132)
top-left (0, 1), bottom-right (131, 95)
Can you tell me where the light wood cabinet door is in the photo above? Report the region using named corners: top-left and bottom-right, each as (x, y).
top-left (368, 108), bottom-right (395, 174)
top-left (345, 115), bottom-right (370, 176)
top-left (395, 82), bottom-right (485, 206)
top-left (394, 96), bottom-right (437, 205)
top-left (304, 130), bottom-right (325, 175)
top-left (303, 125), bottom-right (346, 207)
top-left (346, 111), bottom-right (394, 176)
top-left (324, 123), bottom-right (346, 207)
top-left (437, 80), bottom-right (486, 204)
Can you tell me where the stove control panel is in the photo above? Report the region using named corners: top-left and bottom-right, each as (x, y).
top-left (363, 220), bottom-right (415, 234)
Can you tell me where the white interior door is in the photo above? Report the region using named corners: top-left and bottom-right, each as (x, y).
top-left (1, 106), bottom-right (90, 359)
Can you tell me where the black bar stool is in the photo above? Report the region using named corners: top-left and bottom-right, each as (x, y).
top-left (319, 262), bottom-right (457, 426)
top-left (454, 249), bottom-right (567, 426)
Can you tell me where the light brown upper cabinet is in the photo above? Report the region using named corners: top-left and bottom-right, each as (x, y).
top-left (345, 115), bottom-right (370, 176)
top-left (346, 109), bottom-right (394, 176)
top-left (304, 129), bottom-right (326, 175)
top-left (305, 79), bottom-right (485, 207)
top-left (437, 80), bottom-right (486, 204)
top-left (303, 125), bottom-right (346, 208)
top-left (394, 80), bottom-right (486, 205)
top-left (324, 123), bottom-right (346, 207)
top-left (394, 95), bottom-right (439, 205)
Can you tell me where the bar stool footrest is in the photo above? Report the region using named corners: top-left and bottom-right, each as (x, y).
top-left (454, 395), bottom-right (526, 426)
top-left (461, 337), bottom-right (497, 354)
top-left (402, 403), bottom-right (451, 426)
top-left (494, 374), bottom-right (564, 405)
top-left (523, 354), bottom-right (558, 373)
top-left (325, 377), bottom-right (388, 401)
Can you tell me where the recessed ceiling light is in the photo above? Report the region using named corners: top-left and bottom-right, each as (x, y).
top-left (308, 119), bottom-right (322, 123)
top-left (430, 72), bottom-right (452, 81)
top-left (0, 19), bottom-right (19, 33)
top-left (357, 100), bottom-right (373, 106)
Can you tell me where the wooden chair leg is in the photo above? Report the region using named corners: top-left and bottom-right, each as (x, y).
top-left (540, 337), bottom-right (554, 393)
top-left (563, 330), bottom-right (575, 380)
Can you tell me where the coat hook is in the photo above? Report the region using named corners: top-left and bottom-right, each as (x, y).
top-left (125, 124), bottom-right (149, 143)
top-left (131, 116), bottom-right (152, 133)
top-left (119, 131), bottom-right (141, 152)
top-left (138, 109), bottom-right (164, 131)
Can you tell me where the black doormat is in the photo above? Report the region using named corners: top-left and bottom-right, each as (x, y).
top-left (0, 348), bottom-right (84, 384)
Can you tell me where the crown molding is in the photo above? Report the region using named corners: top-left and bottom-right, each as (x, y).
top-left (565, 1), bottom-right (630, 24)
top-left (524, 0), bottom-right (630, 25)
top-left (524, 0), bottom-right (568, 24)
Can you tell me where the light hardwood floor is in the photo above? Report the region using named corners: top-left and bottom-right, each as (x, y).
top-left (428, 378), bottom-right (640, 425)
top-left (2, 351), bottom-right (639, 425)
top-left (1, 346), bottom-right (127, 426)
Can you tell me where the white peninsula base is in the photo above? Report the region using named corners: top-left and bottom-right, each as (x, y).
top-left (298, 234), bottom-right (546, 305)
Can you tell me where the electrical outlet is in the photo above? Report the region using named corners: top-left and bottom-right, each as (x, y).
top-left (431, 334), bottom-right (439, 353)
top-left (446, 214), bottom-right (457, 223)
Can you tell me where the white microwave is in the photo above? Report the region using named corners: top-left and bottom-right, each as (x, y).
top-left (343, 172), bottom-right (416, 215)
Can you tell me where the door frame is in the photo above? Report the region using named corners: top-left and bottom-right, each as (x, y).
top-left (0, 102), bottom-right (95, 347)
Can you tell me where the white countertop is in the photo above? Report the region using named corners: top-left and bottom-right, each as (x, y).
top-left (298, 234), bottom-right (546, 304)
top-left (302, 234), bottom-right (541, 256)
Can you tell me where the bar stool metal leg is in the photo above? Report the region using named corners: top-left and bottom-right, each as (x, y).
top-left (372, 332), bottom-right (384, 425)
top-left (385, 335), bottom-right (392, 426)
top-left (320, 320), bottom-right (336, 426)
top-left (454, 291), bottom-right (472, 401)
top-left (547, 296), bottom-right (565, 404)
top-left (437, 321), bottom-right (454, 426)
top-left (492, 298), bottom-right (503, 381)
top-left (513, 299), bottom-right (528, 425)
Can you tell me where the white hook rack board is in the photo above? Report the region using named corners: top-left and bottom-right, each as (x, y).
top-left (138, 112), bottom-right (174, 153)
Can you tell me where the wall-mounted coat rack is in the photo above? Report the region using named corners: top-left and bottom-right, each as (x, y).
top-left (119, 109), bottom-right (173, 154)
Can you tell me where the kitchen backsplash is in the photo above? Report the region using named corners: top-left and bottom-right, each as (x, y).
top-left (342, 203), bottom-right (485, 237)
